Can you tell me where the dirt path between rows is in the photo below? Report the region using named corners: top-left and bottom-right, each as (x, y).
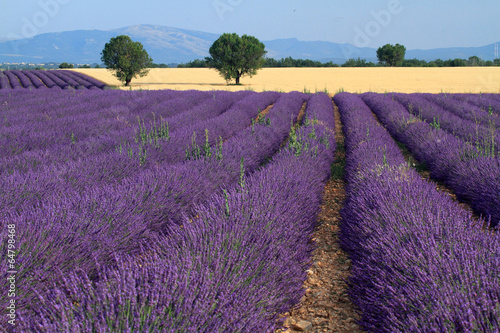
top-left (275, 102), bottom-right (363, 333)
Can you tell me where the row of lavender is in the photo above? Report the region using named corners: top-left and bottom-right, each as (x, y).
top-left (391, 92), bottom-right (500, 156)
top-left (1, 89), bottom-right (336, 331)
top-left (0, 90), bottom-right (287, 233)
top-left (19, 93), bottom-right (336, 332)
top-left (0, 70), bottom-right (107, 90)
top-left (451, 93), bottom-right (500, 117)
top-left (362, 92), bottom-right (500, 228)
top-left (1, 88), bottom-right (209, 170)
top-left (1, 87), bottom-right (265, 329)
top-left (0, 88), bottom-right (279, 272)
top-left (335, 92), bottom-right (500, 332)
top-left (438, 93), bottom-right (500, 120)
top-left (1, 88), bottom-right (272, 175)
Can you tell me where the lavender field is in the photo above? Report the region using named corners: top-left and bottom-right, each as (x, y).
top-left (1, 87), bottom-right (499, 332)
top-left (336, 92), bottom-right (500, 332)
top-left (0, 70), bottom-right (107, 90)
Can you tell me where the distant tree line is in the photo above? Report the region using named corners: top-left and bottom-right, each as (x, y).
top-left (263, 57), bottom-right (339, 67)
top-left (177, 57), bottom-right (340, 68)
top-left (3, 55), bottom-right (499, 71)
top-left (400, 56), bottom-right (500, 67)
top-left (176, 56), bottom-right (500, 68)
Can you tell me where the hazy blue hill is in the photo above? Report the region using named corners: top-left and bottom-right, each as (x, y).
top-left (112, 25), bottom-right (218, 62)
top-left (0, 24), bottom-right (497, 65)
top-left (406, 44), bottom-right (498, 62)
top-left (2, 29), bottom-right (115, 63)
top-left (264, 38), bottom-right (379, 63)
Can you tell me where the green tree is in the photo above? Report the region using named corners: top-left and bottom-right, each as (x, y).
top-left (376, 43), bottom-right (406, 67)
top-left (206, 33), bottom-right (266, 85)
top-left (402, 58), bottom-right (427, 67)
top-left (444, 58), bottom-right (467, 67)
top-left (467, 56), bottom-right (484, 66)
top-left (100, 35), bottom-right (153, 86)
top-left (342, 57), bottom-right (375, 67)
top-left (59, 62), bottom-right (74, 69)
top-left (177, 59), bottom-right (209, 68)
top-left (430, 59), bottom-right (444, 67)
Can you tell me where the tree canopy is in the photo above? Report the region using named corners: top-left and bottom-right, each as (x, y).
top-left (206, 33), bottom-right (266, 85)
top-left (59, 62), bottom-right (74, 69)
top-left (101, 35), bottom-right (153, 86)
top-left (376, 43), bottom-right (406, 67)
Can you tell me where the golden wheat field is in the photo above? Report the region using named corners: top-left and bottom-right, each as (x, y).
top-left (71, 67), bottom-right (500, 94)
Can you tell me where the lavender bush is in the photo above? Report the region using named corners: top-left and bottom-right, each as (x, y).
top-left (452, 93), bottom-right (500, 116)
top-left (66, 70), bottom-right (107, 89)
top-left (0, 70), bottom-right (108, 90)
top-left (0, 71), bottom-right (11, 90)
top-left (362, 92), bottom-right (500, 228)
top-left (31, 70), bottom-right (58, 89)
top-left (335, 92), bottom-right (500, 332)
top-left (423, 93), bottom-right (500, 128)
top-left (3, 71), bottom-right (23, 89)
top-left (22, 71), bottom-right (46, 89)
top-left (0, 90), bottom-right (303, 328)
top-left (0, 89), bottom-right (212, 174)
top-left (10, 70), bottom-right (35, 89)
top-left (11, 92), bottom-right (336, 332)
top-left (392, 93), bottom-right (499, 156)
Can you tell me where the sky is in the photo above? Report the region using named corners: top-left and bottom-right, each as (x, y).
top-left (1, 0), bottom-right (499, 50)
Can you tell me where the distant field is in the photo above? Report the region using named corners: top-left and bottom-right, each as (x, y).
top-left (71, 67), bottom-right (500, 93)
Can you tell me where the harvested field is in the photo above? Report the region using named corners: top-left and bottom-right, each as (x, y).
top-left (71, 67), bottom-right (500, 93)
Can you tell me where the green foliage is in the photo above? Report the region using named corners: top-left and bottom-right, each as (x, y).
top-left (177, 59), bottom-right (209, 68)
top-left (206, 33), bottom-right (266, 85)
top-left (443, 58), bottom-right (467, 67)
top-left (223, 189), bottom-right (230, 217)
top-left (184, 130), bottom-right (223, 161)
top-left (467, 56), bottom-right (484, 66)
top-left (185, 132), bottom-right (201, 160)
top-left (341, 57), bottom-right (376, 67)
top-left (150, 63), bottom-right (169, 68)
top-left (376, 43), bottom-right (406, 67)
top-left (330, 141), bottom-right (346, 180)
top-left (238, 157), bottom-right (245, 189)
top-left (177, 56), bottom-right (339, 68)
top-left (116, 113), bottom-right (170, 165)
top-left (59, 62), bottom-right (74, 69)
top-left (401, 58), bottom-right (428, 67)
top-left (171, 55), bottom-right (500, 69)
top-left (430, 116), bottom-right (441, 130)
top-left (135, 113), bottom-right (170, 148)
top-left (101, 35), bottom-right (153, 86)
top-left (264, 56), bottom-right (339, 67)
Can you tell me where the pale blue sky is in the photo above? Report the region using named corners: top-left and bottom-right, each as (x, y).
top-left (1, 0), bottom-right (499, 50)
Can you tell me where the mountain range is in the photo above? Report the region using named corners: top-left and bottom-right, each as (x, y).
top-left (0, 24), bottom-right (498, 65)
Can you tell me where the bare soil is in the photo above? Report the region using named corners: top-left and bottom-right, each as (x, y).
top-left (274, 103), bottom-right (363, 333)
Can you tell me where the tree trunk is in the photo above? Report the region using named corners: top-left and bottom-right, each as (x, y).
top-left (235, 75), bottom-right (240, 85)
